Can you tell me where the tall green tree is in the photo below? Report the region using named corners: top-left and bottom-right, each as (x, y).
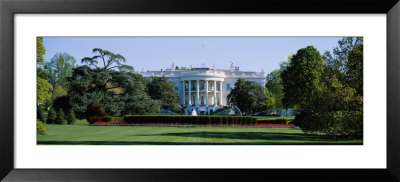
top-left (45, 52), bottom-right (76, 89)
top-left (316, 37), bottom-right (364, 111)
top-left (346, 44), bottom-right (363, 96)
top-left (37, 77), bottom-right (52, 106)
top-left (264, 59), bottom-right (291, 110)
top-left (36, 37), bottom-right (52, 107)
top-left (321, 37), bottom-right (363, 101)
top-left (265, 69), bottom-right (284, 109)
top-left (81, 48), bottom-right (133, 71)
top-left (148, 76), bottom-right (180, 112)
top-left (227, 78), bottom-right (266, 115)
top-left (36, 37), bottom-right (46, 65)
top-left (323, 37), bottom-right (363, 84)
top-left (264, 88), bottom-right (276, 109)
top-left (68, 64), bottom-right (160, 117)
top-left (281, 46), bottom-right (325, 110)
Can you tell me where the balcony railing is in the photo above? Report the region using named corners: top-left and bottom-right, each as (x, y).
top-left (140, 70), bottom-right (265, 78)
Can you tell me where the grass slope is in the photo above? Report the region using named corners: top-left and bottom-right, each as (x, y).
top-left (37, 119), bottom-right (362, 145)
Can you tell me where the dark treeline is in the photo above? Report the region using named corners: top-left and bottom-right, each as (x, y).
top-left (36, 44), bottom-right (179, 125)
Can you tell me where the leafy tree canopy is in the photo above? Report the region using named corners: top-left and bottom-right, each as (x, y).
top-left (264, 88), bottom-right (276, 110)
top-left (148, 76), bottom-right (179, 111)
top-left (81, 48), bottom-right (133, 71)
top-left (316, 37), bottom-right (364, 112)
top-left (68, 48), bottom-right (161, 117)
top-left (36, 37), bottom-right (46, 65)
top-left (323, 37), bottom-right (363, 84)
top-left (265, 66), bottom-right (286, 109)
top-left (37, 77), bottom-right (52, 106)
top-left (227, 78), bottom-right (266, 115)
top-left (264, 58), bottom-right (291, 110)
top-left (281, 46), bottom-right (325, 110)
top-left (313, 79), bottom-right (363, 113)
top-left (51, 86), bottom-right (68, 102)
top-left (68, 65), bottom-right (160, 117)
top-left (37, 68), bottom-right (50, 80)
top-left (346, 44), bottom-right (363, 96)
top-left (45, 52), bottom-right (76, 89)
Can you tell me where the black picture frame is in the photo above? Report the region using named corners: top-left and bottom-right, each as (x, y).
top-left (1, 0), bottom-right (399, 181)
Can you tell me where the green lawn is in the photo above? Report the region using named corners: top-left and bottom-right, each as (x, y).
top-left (37, 119), bottom-right (362, 145)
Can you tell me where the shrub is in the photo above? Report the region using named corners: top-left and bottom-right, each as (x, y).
top-left (66, 109), bottom-right (76, 124)
top-left (47, 107), bottom-right (57, 124)
top-left (53, 95), bottom-right (72, 112)
top-left (86, 101), bottom-right (108, 124)
top-left (293, 110), bottom-right (312, 126)
top-left (37, 120), bottom-right (47, 135)
top-left (299, 111), bottom-right (363, 138)
top-left (56, 108), bottom-right (66, 124)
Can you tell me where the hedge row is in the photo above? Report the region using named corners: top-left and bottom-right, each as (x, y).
top-left (102, 116), bottom-right (124, 122)
top-left (122, 115), bottom-right (258, 125)
top-left (99, 116), bottom-right (290, 125)
top-left (91, 122), bottom-right (296, 128)
top-left (88, 116), bottom-right (103, 123)
top-left (256, 118), bottom-right (288, 124)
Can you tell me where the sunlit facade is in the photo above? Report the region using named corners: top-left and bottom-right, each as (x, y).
top-left (140, 64), bottom-right (266, 114)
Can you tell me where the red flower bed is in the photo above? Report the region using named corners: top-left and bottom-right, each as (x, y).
top-left (92, 122), bottom-right (296, 127)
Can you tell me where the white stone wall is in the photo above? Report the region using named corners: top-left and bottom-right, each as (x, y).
top-left (141, 69), bottom-right (266, 107)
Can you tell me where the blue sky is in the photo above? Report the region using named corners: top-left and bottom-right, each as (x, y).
top-left (43, 37), bottom-right (342, 74)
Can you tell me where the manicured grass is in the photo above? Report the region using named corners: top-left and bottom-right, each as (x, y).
top-left (71, 119), bottom-right (90, 126)
top-left (38, 120), bottom-right (362, 145)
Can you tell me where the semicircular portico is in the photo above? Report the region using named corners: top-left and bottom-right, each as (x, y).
top-left (180, 77), bottom-right (224, 114)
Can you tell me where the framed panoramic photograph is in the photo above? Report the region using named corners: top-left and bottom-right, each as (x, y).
top-left (1, 0), bottom-right (400, 181)
top-left (36, 36), bottom-right (364, 146)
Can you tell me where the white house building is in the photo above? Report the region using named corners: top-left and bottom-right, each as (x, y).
top-left (140, 63), bottom-right (266, 115)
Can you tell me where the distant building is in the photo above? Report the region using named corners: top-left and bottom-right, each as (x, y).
top-left (140, 63), bottom-right (266, 115)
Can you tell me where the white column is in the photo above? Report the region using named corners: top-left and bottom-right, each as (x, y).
top-left (188, 80), bottom-right (191, 106)
top-left (205, 80), bottom-right (209, 106)
top-left (213, 80), bottom-right (217, 106)
top-left (220, 81), bottom-right (223, 106)
top-left (196, 80), bottom-right (200, 107)
top-left (182, 81), bottom-right (185, 105)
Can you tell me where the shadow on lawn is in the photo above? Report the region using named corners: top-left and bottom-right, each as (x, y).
top-left (37, 140), bottom-right (361, 145)
top-left (37, 131), bottom-right (362, 145)
top-left (133, 131), bottom-right (337, 141)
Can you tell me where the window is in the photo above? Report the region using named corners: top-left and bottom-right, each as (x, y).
top-left (227, 83), bottom-right (230, 91)
top-left (175, 86), bottom-right (179, 91)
